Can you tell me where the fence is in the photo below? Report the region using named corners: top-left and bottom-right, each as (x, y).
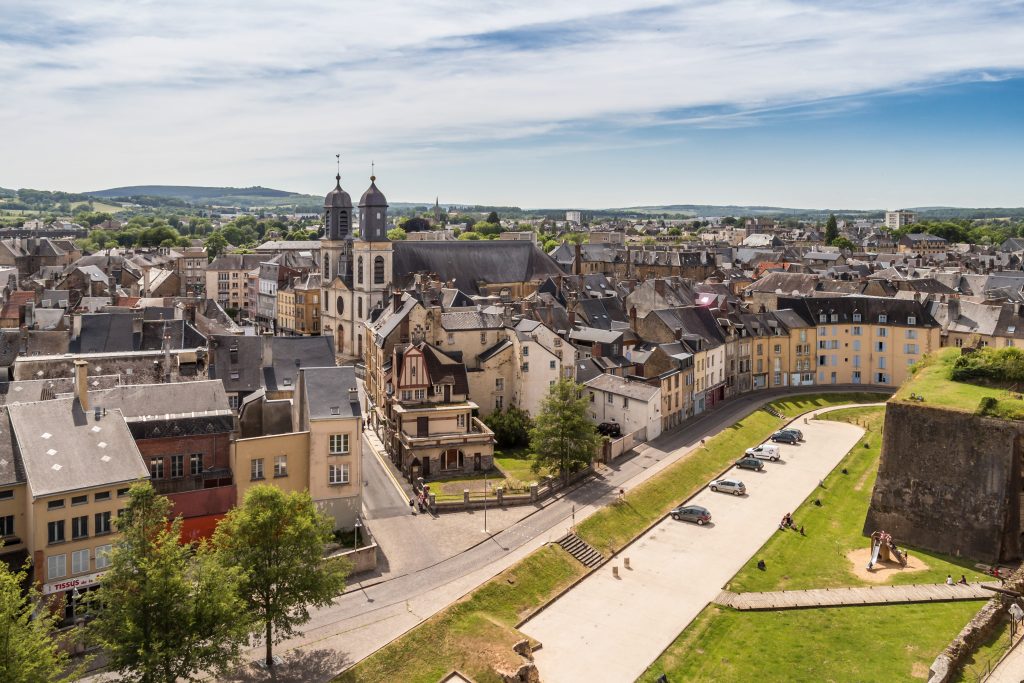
top-left (430, 466), bottom-right (593, 513)
top-left (599, 426), bottom-right (648, 463)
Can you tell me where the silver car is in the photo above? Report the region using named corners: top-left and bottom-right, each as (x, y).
top-left (709, 478), bottom-right (746, 496)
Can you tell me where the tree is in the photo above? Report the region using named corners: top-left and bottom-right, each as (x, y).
top-left (458, 231), bottom-right (480, 240)
top-left (214, 486), bottom-right (348, 669)
top-left (400, 217), bottom-right (430, 232)
top-left (87, 482), bottom-right (250, 683)
top-left (483, 406), bottom-right (533, 449)
top-left (831, 236), bottom-right (855, 251)
top-left (824, 213), bottom-right (839, 245)
top-left (486, 211), bottom-right (499, 224)
top-left (529, 379), bottom-right (603, 484)
top-left (205, 231), bottom-right (228, 261)
top-left (0, 549), bottom-right (79, 682)
top-left (386, 227), bottom-right (407, 241)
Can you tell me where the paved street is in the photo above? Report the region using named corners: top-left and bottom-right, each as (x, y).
top-left (984, 636), bottom-right (1024, 683)
top-left (520, 410), bottom-right (865, 683)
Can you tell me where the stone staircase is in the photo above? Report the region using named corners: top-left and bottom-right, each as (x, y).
top-left (557, 533), bottom-right (604, 568)
top-left (763, 405), bottom-right (786, 419)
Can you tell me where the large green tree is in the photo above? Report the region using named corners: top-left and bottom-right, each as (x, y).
top-left (0, 549), bottom-right (79, 682)
top-left (204, 231), bottom-right (228, 261)
top-left (87, 482), bottom-right (251, 683)
top-left (213, 485), bottom-right (349, 669)
top-left (529, 379), bottom-right (603, 483)
top-left (824, 213), bottom-right (839, 245)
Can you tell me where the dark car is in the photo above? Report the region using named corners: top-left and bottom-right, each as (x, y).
top-left (598, 422), bottom-right (622, 438)
top-left (778, 427), bottom-right (803, 440)
top-left (671, 504), bottom-right (711, 525)
top-left (770, 430), bottom-right (800, 444)
top-left (735, 457), bottom-right (765, 471)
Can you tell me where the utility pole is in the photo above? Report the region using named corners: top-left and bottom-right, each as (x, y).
top-left (482, 470), bottom-right (488, 534)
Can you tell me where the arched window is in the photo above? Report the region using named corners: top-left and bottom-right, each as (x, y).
top-left (323, 254), bottom-right (330, 280)
top-left (374, 256), bottom-right (385, 284)
top-left (358, 297), bottom-right (363, 319)
top-left (336, 296), bottom-right (344, 315)
top-left (357, 256), bottom-right (364, 284)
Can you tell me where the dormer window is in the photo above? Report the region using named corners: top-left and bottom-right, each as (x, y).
top-left (907, 316), bottom-right (916, 326)
top-left (283, 378), bottom-right (292, 386)
top-left (830, 313), bottom-right (838, 322)
top-left (819, 313), bottom-right (826, 323)
top-left (878, 314), bottom-right (888, 324)
top-left (330, 406), bottom-right (341, 415)
top-left (852, 312), bottom-right (861, 322)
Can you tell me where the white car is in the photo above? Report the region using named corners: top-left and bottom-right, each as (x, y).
top-left (744, 444), bottom-right (781, 461)
top-left (709, 478), bottom-right (746, 496)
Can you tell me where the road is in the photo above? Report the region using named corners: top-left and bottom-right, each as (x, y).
top-left (520, 410), bottom-right (866, 683)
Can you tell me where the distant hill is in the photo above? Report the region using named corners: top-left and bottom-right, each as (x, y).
top-left (88, 185), bottom-right (304, 201)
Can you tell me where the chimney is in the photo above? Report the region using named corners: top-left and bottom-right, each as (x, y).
top-left (654, 279), bottom-right (665, 297)
top-left (629, 305), bottom-right (638, 331)
top-left (74, 359), bottom-right (89, 411)
top-left (574, 241), bottom-right (582, 276)
top-left (947, 298), bottom-right (960, 322)
top-left (393, 291), bottom-right (403, 313)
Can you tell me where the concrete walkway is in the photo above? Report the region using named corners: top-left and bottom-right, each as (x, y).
top-left (984, 631), bottom-right (1024, 683)
top-left (716, 583), bottom-right (995, 610)
top-left (520, 408), bottom-right (867, 683)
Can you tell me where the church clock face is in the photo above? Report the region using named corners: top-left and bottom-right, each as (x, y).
top-left (337, 296), bottom-right (344, 315)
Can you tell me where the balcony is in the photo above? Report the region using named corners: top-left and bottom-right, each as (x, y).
top-left (397, 417), bottom-right (494, 450)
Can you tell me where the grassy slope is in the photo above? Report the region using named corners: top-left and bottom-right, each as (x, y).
top-left (727, 406), bottom-right (984, 593)
top-left (898, 348), bottom-right (1024, 419)
top-left (337, 393), bottom-right (884, 682)
top-left (639, 602), bottom-right (979, 683)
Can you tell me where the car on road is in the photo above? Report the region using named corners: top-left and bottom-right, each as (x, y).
top-left (777, 427), bottom-right (803, 440)
top-left (671, 504), bottom-right (711, 525)
top-left (709, 478), bottom-right (746, 496)
top-left (735, 457), bottom-right (765, 471)
top-left (770, 430), bottom-right (800, 444)
top-left (745, 444), bottom-right (781, 461)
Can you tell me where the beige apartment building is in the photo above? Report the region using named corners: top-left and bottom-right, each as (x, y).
top-left (206, 254), bottom-right (263, 316)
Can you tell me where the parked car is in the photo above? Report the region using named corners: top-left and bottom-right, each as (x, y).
top-left (709, 478), bottom-right (746, 496)
top-left (735, 457), bottom-right (765, 471)
top-left (778, 427), bottom-right (803, 440)
top-left (745, 444), bottom-right (781, 461)
top-left (770, 430), bottom-right (800, 444)
top-left (671, 504), bottom-right (711, 525)
top-left (598, 422), bottom-right (622, 438)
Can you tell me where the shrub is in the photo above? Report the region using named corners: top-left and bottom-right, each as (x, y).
top-left (483, 406), bottom-right (532, 448)
top-left (951, 347), bottom-right (1024, 385)
top-left (977, 396), bottom-right (1000, 417)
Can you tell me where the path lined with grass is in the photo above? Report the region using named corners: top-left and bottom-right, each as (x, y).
top-left (338, 393), bottom-right (884, 683)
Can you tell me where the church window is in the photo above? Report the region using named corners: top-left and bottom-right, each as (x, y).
top-left (336, 297), bottom-right (344, 315)
top-left (323, 254), bottom-right (330, 279)
top-left (374, 256), bottom-right (385, 284)
top-left (358, 298), bottom-right (363, 318)
top-left (357, 256), bottom-right (364, 284)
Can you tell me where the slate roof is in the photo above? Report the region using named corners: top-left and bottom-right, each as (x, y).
top-left (585, 373), bottom-right (660, 401)
top-left (140, 319), bottom-right (206, 351)
top-left (209, 335), bottom-right (264, 393)
top-left (207, 254), bottom-right (265, 271)
top-left (301, 366), bottom-right (360, 420)
top-left (478, 339), bottom-right (513, 363)
top-left (263, 336), bottom-right (336, 391)
top-left (651, 306), bottom-right (727, 347)
top-left (396, 342), bottom-right (470, 395)
top-left (0, 375), bottom-right (120, 406)
top-left (93, 380), bottom-right (231, 420)
top-left (74, 313), bottom-right (138, 353)
top-left (779, 295), bottom-right (938, 327)
top-left (0, 411), bottom-right (21, 487)
top-left (441, 310), bottom-right (504, 330)
top-left (392, 241), bottom-right (565, 295)
top-left (8, 398), bottom-right (148, 497)
top-left (569, 327), bottom-right (622, 344)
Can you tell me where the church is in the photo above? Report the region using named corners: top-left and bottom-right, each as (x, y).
top-left (320, 172), bottom-right (392, 362)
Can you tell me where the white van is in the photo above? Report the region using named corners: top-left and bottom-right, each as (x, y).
top-left (744, 444), bottom-right (781, 461)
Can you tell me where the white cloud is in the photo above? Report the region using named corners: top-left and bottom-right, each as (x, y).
top-left (1, 0), bottom-right (1023, 204)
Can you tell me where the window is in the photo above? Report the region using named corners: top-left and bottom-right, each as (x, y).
top-left (522, 362), bottom-right (529, 373)
top-left (907, 315), bottom-right (916, 325)
top-left (433, 384), bottom-right (442, 395)
top-left (0, 490), bottom-right (11, 501)
top-left (877, 373), bottom-right (889, 384)
top-left (95, 511), bottom-right (112, 535)
top-left (878, 314), bottom-right (888, 323)
top-left (150, 458), bottom-right (164, 479)
top-left (47, 554), bottom-right (66, 580)
top-left (357, 256), bottom-right (364, 284)
top-left (819, 313), bottom-right (826, 323)
top-left (831, 314), bottom-right (838, 322)
top-left (904, 343), bottom-right (919, 354)
top-left (329, 463), bottom-right (350, 484)
top-left (401, 390), bottom-right (412, 401)
top-left (853, 340), bottom-right (861, 351)
top-left (48, 499), bottom-right (65, 510)
top-left (852, 313), bottom-right (862, 322)
top-left (818, 326), bottom-right (827, 336)
top-left (550, 360), bottom-right (556, 369)
top-left (171, 454), bottom-right (184, 478)
top-left (879, 356), bottom-right (887, 369)
top-left (95, 544), bottom-right (112, 569)
top-left (72, 515), bottom-right (88, 540)
top-left (878, 328), bottom-right (888, 338)
top-left (905, 329), bottom-right (917, 339)
top-left (852, 326), bottom-right (861, 336)
top-left (853, 355), bottom-right (861, 368)
top-left (877, 341), bottom-right (886, 352)
top-left (0, 515), bottom-right (13, 537)
top-left (71, 495), bottom-right (88, 506)
top-left (495, 395), bottom-right (504, 410)
top-left (190, 453), bottom-right (203, 475)
top-left (414, 389), bottom-right (426, 400)
top-left (495, 378), bottom-right (504, 391)
top-left (623, 397), bottom-right (630, 408)
top-left (374, 256), bottom-right (385, 284)
top-left (274, 455), bottom-right (288, 477)
top-left (250, 458), bottom-right (264, 481)
top-left (228, 394), bottom-right (240, 410)
top-left (48, 520), bottom-right (65, 544)
top-left (442, 450), bottom-right (464, 470)
top-left (522, 346), bottom-right (529, 356)
top-left (774, 344), bottom-right (782, 354)
top-left (480, 332), bottom-right (487, 344)
top-left (94, 491), bottom-right (110, 502)
top-left (447, 333), bottom-right (455, 345)
top-left (457, 414), bottom-right (466, 428)
top-left (358, 298), bottom-right (363, 318)
top-left (72, 549), bottom-right (90, 574)
top-left (117, 487), bottom-right (129, 498)
top-left (853, 370), bottom-right (862, 383)
top-left (607, 393), bottom-right (614, 404)
top-left (330, 434), bottom-right (350, 454)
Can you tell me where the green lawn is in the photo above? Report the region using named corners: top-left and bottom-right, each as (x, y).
top-left (337, 393), bottom-right (884, 682)
top-left (639, 602), bottom-right (980, 682)
top-left (727, 406), bottom-right (985, 593)
top-left (493, 447), bottom-right (547, 484)
top-left (897, 349), bottom-right (1024, 419)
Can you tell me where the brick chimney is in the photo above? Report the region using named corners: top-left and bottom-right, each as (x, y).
top-left (74, 359), bottom-right (89, 411)
top-left (393, 291), bottom-right (403, 313)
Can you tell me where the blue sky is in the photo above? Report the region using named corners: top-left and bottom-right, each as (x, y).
top-left (2, 1), bottom-right (1023, 209)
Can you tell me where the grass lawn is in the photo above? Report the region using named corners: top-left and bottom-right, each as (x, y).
top-left (897, 349), bottom-right (1024, 419)
top-left (334, 545), bottom-right (586, 683)
top-left (493, 447), bottom-right (547, 484)
top-left (639, 602), bottom-right (980, 683)
top-left (337, 392), bottom-right (884, 682)
top-left (727, 406), bottom-right (985, 593)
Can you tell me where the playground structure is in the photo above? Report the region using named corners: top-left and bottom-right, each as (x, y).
top-left (868, 530), bottom-right (908, 569)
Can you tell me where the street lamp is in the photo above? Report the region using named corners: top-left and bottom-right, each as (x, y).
top-left (353, 516), bottom-right (362, 550)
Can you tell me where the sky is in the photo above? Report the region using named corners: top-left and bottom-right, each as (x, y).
top-left (2, 0), bottom-right (1024, 210)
